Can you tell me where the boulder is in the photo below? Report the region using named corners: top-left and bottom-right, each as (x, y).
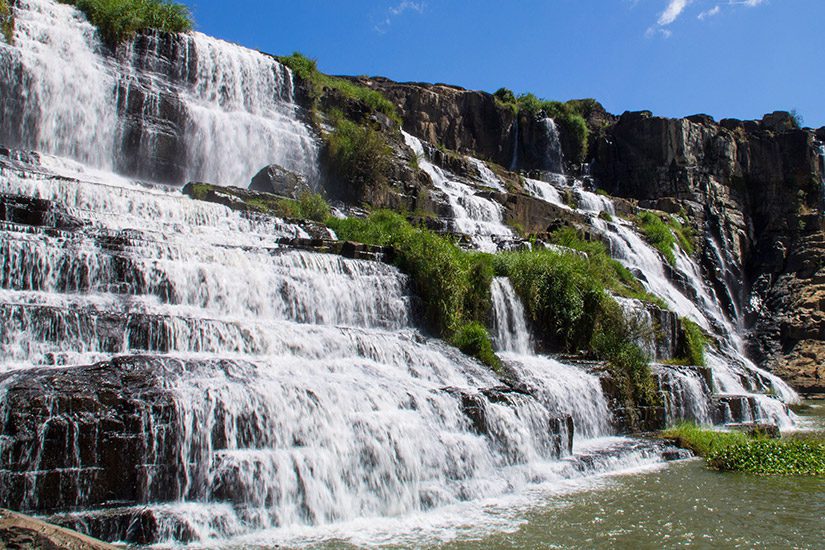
top-left (0, 509), bottom-right (117, 550)
top-left (249, 163), bottom-right (310, 198)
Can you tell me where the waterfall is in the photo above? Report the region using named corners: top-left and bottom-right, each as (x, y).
top-left (519, 173), bottom-right (799, 426)
top-left (540, 117), bottom-right (564, 175)
top-left (403, 132), bottom-right (514, 252)
top-left (818, 143), bottom-right (825, 215)
top-left (489, 277), bottom-right (612, 439)
top-left (490, 277), bottom-right (532, 354)
top-left (509, 116), bottom-right (519, 171)
top-left (0, 0), bottom-right (319, 186)
top-left (0, 149), bottom-right (674, 546)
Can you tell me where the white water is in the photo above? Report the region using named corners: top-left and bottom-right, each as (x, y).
top-left (490, 277), bottom-right (613, 439)
top-left (403, 132), bottom-right (514, 252)
top-left (520, 171), bottom-right (799, 425)
top-left (0, 148), bottom-right (679, 545)
top-left (490, 277), bottom-right (532, 354)
top-left (1, 0), bottom-right (319, 186)
top-left (540, 117), bottom-right (564, 174)
top-left (0, 1), bottom-right (804, 546)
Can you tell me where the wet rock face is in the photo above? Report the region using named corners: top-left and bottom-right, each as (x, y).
top-left (355, 78), bottom-right (517, 168)
top-left (249, 163), bottom-right (310, 197)
top-left (0, 357), bottom-right (184, 514)
top-left (591, 111), bottom-right (824, 389)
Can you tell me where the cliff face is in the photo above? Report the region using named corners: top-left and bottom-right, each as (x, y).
top-left (364, 80), bottom-right (824, 392)
top-left (591, 111), bottom-right (823, 392)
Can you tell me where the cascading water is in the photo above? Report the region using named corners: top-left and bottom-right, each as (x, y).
top-left (540, 117), bottom-right (565, 175)
top-left (490, 277), bottom-right (612, 439)
top-left (0, 0), bottom-right (319, 186)
top-left (0, 150), bottom-right (645, 545)
top-left (403, 132), bottom-right (514, 252)
top-left (818, 143), bottom-right (825, 214)
top-left (520, 170), bottom-right (798, 427)
top-left (0, 1), bottom-right (808, 546)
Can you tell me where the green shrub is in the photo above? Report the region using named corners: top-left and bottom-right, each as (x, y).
top-left (327, 211), bottom-right (494, 338)
top-left (58, 0), bottom-right (192, 45)
top-left (665, 422), bottom-right (825, 476)
top-left (637, 211), bottom-right (677, 266)
top-left (548, 227), bottom-right (664, 307)
top-left (514, 95), bottom-right (591, 163)
top-left (591, 298), bottom-right (661, 421)
top-left (325, 114), bottom-right (392, 199)
top-left (675, 318), bottom-right (707, 366)
top-left (709, 439), bottom-right (825, 476)
top-left (451, 322), bottom-right (502, 372)
top-left (493, 87), bottom-right (516, 104)
top-left (667, 213), bottom-right (696, 256)
top-left (278, 52), bottom-right (400, 123)
top-left (0, 0), bottom-right (13, 44)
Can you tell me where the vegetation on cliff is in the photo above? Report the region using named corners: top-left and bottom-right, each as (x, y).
top-left (493, 246), bottom-right (660, 426)
top-left (636, 211), bottom-right (696, 266)
top-left (548, 227), bottom-right (666, 307)
top-left (324, 112), bottom-right (392, 201)
top-left (675, 319), bottom-right (707, 366)
top-left (494, 88), bottom-right (590, 164)
top-left (326, 211), bottom-right (499, 369)
top-left (278, 53), bottom-right (400, 124)
top-left (665, 423), bottom-right (825, 476)
top-left (58, 0), bottom-right (192, 45)
top-left (0, 0), bottom-right (13, 44)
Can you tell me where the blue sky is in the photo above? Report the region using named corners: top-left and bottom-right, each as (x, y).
top-left (184, 1), bottom-right (825, 127)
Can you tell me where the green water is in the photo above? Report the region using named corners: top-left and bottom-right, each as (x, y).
top-left (440, 460), bottom-right (824, 549)
top-left (250, 403), bottom-right (825, 549)
top-left (441, 400), bottom-right (825, 550)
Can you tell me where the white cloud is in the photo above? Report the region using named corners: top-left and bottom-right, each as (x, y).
top-left (374, 1), bottom-right (426, 34)
top-left (658, 0), bottom-right (692, 26)
top-left (648, 0), bottom-right (765, 36)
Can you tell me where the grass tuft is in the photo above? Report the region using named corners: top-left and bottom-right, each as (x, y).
top-left (324, 113), bottom-right (392, 200)
top-left (451, 322), bottom-right (502, 372)
top-left (278, 52), bottom-right (400, 124)
top-left (58, 0), bottom-right (192, 45)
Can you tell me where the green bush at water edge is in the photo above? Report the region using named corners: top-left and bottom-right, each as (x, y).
top-left (58, 0), bottom-right (192, 45)
top-left (664, 422), bottom-right (825, 476)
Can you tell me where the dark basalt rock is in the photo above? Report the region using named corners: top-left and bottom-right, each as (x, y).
top-left (0, 357), bottom-right (184, 514)
top-left (352, 77), bottom-right (517, 169)
top-left (250, 163), bottom-right (310, 197)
